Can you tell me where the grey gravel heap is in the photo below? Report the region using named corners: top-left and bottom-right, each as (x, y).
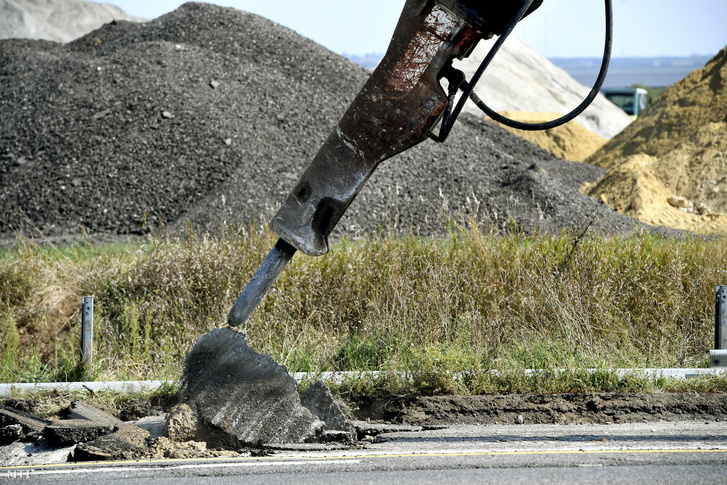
top-left (0, 2), bottom-right (674, 244)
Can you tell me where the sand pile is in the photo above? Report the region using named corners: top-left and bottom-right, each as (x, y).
top-left (1, 0), bottom-right (145, 43)
top-left (584, 46), bottom-right (727, 232)
top-left (454, 36), bottom-right (633, 140)
top-left (0, 3), bottom-right (675, 244)
top-left (493, 112), bottom-right (606, 162)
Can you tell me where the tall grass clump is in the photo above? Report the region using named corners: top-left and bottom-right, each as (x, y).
top-left (253, 227), bottom-right (722, 374)
top-left (0, 239), bottom-right (91, 382)
top-left (0, 225), bottom-right (725, 387)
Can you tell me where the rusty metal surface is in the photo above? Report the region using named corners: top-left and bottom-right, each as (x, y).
top-left (270, 0), bottom-right (505, 256)
top-left (437, 0), bottom-right (543, 36)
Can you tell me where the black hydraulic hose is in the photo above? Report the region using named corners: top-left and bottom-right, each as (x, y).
top-left (430, 0), bottom-right (535, 142)
top-left (430, 0), bottom-right (613, 141)
top-left (472, 0), bottom-right (613, 131)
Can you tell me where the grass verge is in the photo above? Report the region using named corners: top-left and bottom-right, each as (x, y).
top-left (1, 224), bottom-right (725, 393)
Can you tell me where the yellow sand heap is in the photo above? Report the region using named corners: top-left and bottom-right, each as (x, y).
top-left (581, 148), bottom-right (727, 233)
top-left (493, 112), bottom-right (606, 162)
top-left (583, 46), bottom-right (727, 233)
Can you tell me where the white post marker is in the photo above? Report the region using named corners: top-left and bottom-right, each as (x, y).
top-left (81, 296), bottom-right (94, 367)
top-left (716, 286), bottom-right (727, 350)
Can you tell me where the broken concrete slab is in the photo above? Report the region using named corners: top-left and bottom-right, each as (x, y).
top-left (0, 424), bottom-right (23, 445)
top-left (0, 405), bottom-right (49, 437)
top-left (72, 424), bottom-right (149, 462)
top-left (60, 401), bottom-right (122, 426)
top-left (300, 380), bottom-right (355, 439)
top-left (43, 419), bottom-right (115, 446)
top-left (181, 328), bottom-right (323, 449)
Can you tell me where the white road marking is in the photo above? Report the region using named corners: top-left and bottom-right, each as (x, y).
top-left (18, 459), bottom-right (361, 476)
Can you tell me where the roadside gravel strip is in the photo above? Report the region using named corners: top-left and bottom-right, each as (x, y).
top-left (1, 369), bottom-right (724, 398)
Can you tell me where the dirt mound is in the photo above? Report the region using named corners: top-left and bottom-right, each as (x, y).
top-left (583, 127), bottom-right (727, 233)
top-left (588, 46), bottom-right (727, 170)
top-left (493, 112), bottom-right (606, 162)
top-left (455, 36), bottom-right (633, 139)
top-left (1, 0), bottom-right (145, 43)
top-left (585, 47), bottom-right (727, 232)
top-left (353, 393), bottom-right (727, 426)
top-left (0, 3), bottom-right (675, 243)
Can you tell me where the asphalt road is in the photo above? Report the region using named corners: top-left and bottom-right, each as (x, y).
top-left (3, 421), bottom-right (726, 484)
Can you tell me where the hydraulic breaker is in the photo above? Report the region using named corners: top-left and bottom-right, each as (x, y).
top-left (228, 0), bottom-right (614, 326)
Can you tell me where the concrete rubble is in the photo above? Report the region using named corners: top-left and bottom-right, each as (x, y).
top-left (0, 401), bottom-right (154, 463)
top-left (0, 405), bottom-right (49, 443)
top-left (72, 424), bottom-right (149, 461)
top-left (0, 329), bottom-right (358, 462)
top-left (300, 380), bottom-right (355, 442)
top-left (175, 327), bottom-right (355, 450)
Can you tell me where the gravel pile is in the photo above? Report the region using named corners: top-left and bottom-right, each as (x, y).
top-left (0, 2), bottom-right (674, 244)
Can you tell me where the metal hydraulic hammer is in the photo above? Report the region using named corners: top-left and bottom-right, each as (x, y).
top-left (228, 0), bottom-right (543, 326)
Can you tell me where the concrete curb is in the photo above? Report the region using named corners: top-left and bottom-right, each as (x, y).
top-left (0, 369), bottom-right (724, 398)
top-left (0, 380), bottom-right (170, 398)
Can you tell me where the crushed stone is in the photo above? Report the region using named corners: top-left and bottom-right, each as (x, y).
top-left (0, 3), bottom-right (676, 243)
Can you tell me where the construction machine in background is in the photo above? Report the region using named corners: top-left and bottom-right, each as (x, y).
top-left (601, 87), bottom-right (649, 118)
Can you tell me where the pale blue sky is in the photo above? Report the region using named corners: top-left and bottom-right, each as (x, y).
top-left (110, 0), bottom-right (727, 58)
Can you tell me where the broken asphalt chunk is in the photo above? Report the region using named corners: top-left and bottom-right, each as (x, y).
top-left (181, 328), bottom-right (323, 449)
top-left (72, 424), bottom-right (150, 462)
top-left (0, 405), bottom-right (49, 440)
top-left (61, 401), bottom-right (122, 426)
top-left (44, 419), bottom-right (115, 447)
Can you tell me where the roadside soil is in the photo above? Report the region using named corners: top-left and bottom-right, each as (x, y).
top-left (350, 393), bottom-right (727, 426)
top-left (2, 391), bottom-right (725, 463)
top-left (4, 392), bottom-right (726, 430)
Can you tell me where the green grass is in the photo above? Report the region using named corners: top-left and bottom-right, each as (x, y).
top-left (1, 224), bottom-right (725, 394)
